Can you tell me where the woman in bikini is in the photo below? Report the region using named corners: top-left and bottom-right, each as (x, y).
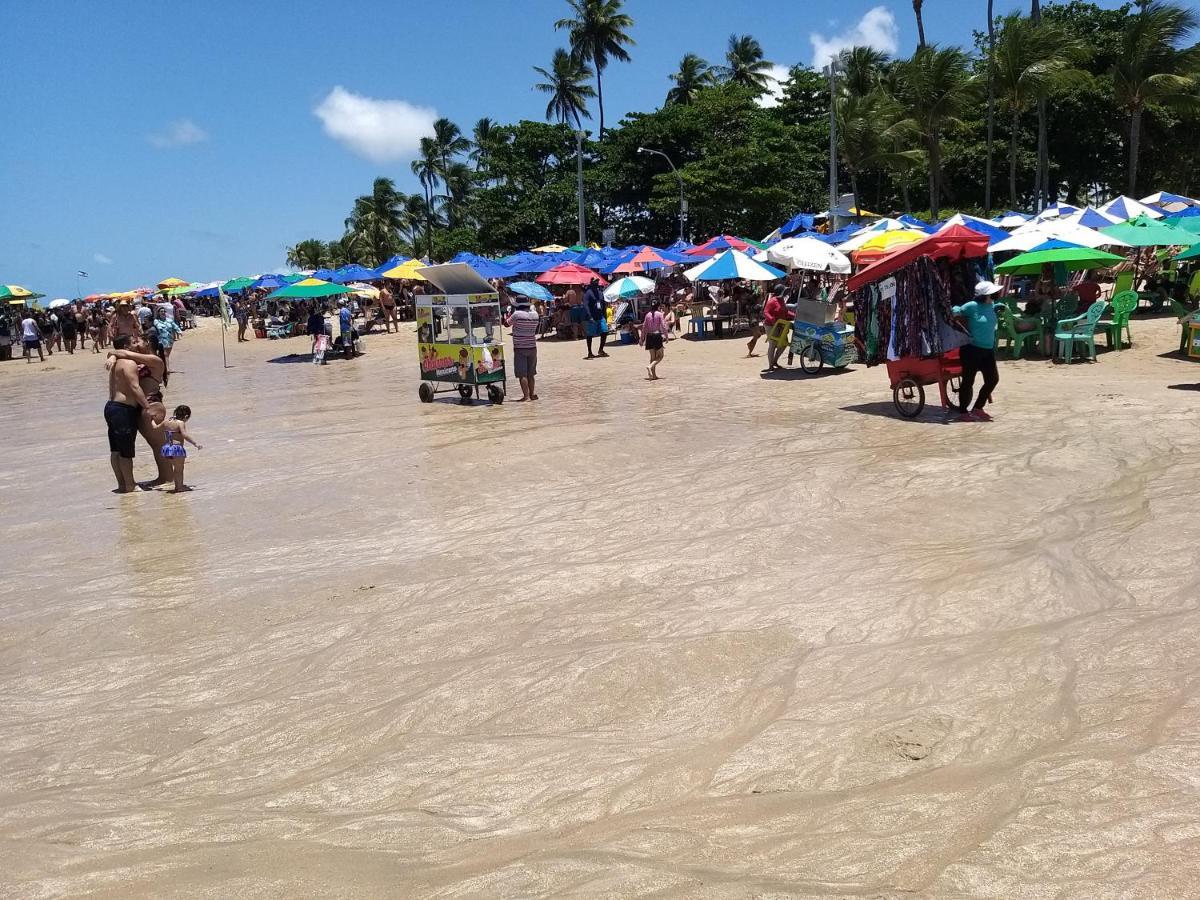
top-left (106, 337), bottom-right (171, 487)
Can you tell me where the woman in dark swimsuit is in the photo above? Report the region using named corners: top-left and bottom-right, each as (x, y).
top-left (106, 337), bottom-right (171, 486)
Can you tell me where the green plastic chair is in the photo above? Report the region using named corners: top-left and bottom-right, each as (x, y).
top-left (1054, 300), bottom-right (1109, 363)
top-left (1113, 272), bottom-right (1134, 296)
top-left (995, 303), bottom-right (1044, 358)
top-left (1101, 290), bottom-right (1138, 350)
top-left (1188, 271), bottom-right (1200, 301)
top-left (1172, 299), bottom-right (1194, 353)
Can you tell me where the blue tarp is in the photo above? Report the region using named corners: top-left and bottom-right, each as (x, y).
top-left (780, 212), bottom-right (816, 236)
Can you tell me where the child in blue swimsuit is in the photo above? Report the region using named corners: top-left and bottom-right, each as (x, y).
top-left (152, 404), bottom-right (202, 493)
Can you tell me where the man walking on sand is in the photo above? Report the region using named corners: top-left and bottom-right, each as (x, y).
top-left (505, 297), bottom-right (540, 401)
top-left (583, 277), bottom-right (609, 360)
top-left (20, 310), bottom-right (43, 363)
top-left (379, 284), bottom-right (399, 333)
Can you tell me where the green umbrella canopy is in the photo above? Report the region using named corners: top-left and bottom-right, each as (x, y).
top-left (264, 278), bottom-right (352, 301)
top-left (1100, 214), bottom-right (1198, 247)
top-left (222, 276), bottom-right (256, 292)
top-left (0, 284), bottom-right (46, 300)
top-left (1174, 243), bottom-right (1200, 261)
top-left (1165, 214), bottom-right (1200, 234)
top-left (283, 273), bottom-right (306, 283)
top-left (994, 243), bottom-right (1125, 276)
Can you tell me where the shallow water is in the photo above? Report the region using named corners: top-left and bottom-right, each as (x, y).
top-left (2, 320), bottom-right (1200, 897)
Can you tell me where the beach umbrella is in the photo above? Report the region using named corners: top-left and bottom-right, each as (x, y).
top-left (458, 255), bottom-right (513, 279)
top-left (1099, 195), bottom-right (1163, 221)
top-left (779, 211), bottom-right (817, 237)
top-left (249, 274), bottom-right (291, 290)
top-left (684, 249), bottom-right (785, 282)
top-left (380, 259), bottom-right (428, 281)
top-left (1059, 207), bottom-right (1123, 229)
top-left (665, 238), bottom-right (694, 253)
top-left (508, 281), bottom-right (553, 302)
top-left (609, 247), bottom-right (674, 274)
top-left (331, 264), bottom-right (380, 284)
top-left (851, 229), bottom-right (928, 263)
top-left (536, 262), bottom-right (606, 285)
top-left (1141, 191), bottom-right (1200, 214)
top-left (847, 225), bottom-right (991, 291)
top-left (928, 214), bottom-right (1010, 243)
top-left (994, 241), bottom-right (1125, 275)
top-left (156, 277), bottom-right (188, 290)
top-left (47, 298), bottom-right (71, 309)
top-left (603, 276), bottom-right (656, 300)
top-left (1165, 211), bottom-right (1200, 234)
top-left (1033, 203), bottom-right (1081, 222)
top-left (221, 276), bottom-right (256, 293)
top-left (760, 236), bottom-right (851, 273)
top-left (1173, 243), bottom-right (1200, 261)
top-left (166, 282), bottom-right (203, 296)
top-left (997, 220), bottom-right (1130, 251)
top-left (0, 284), bottom-right (45, 301)
top-left (531, 243), bottom-right (568, 253)
top-left (347, 282), bottom-right (380, 299)
top-left (310, 268), bottom-right (337, 281)
top-left (265, 278), bottom-right (353, 301)
top-left (1100, 214), bottom-right (1197, 247)
top-left (836, 221), bottom-right (925, 252)
top-left (993, 211), bottom-right (1032, 228)
top-left (685, 235), bottom-right (754, 257)
top-left (897, 214), bottom-right (931, 229)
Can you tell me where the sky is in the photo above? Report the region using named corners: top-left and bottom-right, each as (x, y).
top-left (3, 0), bottom-right (1138, 299)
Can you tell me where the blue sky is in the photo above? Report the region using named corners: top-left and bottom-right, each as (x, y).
top-left (4, 0), bottom-right (1135, 298)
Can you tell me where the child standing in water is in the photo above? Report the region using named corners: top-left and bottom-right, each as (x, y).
top-left (153, 405), bottom-right (202, 493)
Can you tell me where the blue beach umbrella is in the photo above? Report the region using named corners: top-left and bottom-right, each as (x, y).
top-left (331, 264), bottom-right (380, 284)
top-left (684, 249), bottom-right (786, 282)
top-left (508, 281), bottom-right (553, 302)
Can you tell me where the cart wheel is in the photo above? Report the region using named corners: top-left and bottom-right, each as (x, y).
top-left (798, 344), bottom-right (824, 375)
top-left (457, 384), bottom-right (473, 404)
top-left (893, 378), bottom-right (925, 418)
top-left (946, 374), bottom-right (961, 398)
top-left (487, 384), bottom-right (505, 404)
top-left (418, 383), bottom-right (434, 404)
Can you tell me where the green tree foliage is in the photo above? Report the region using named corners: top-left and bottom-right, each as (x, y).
top-left (667, 53), bottom-right (714, 106)
top-left (533, 48), bottom-right (596, 127)
top-left (716, 34), bottom-right (774, 94)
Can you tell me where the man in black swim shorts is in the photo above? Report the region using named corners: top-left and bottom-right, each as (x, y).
top-left (105, 334), bottom-right (148, 493)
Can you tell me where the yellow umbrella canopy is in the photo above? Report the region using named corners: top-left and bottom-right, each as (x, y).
top-left (380, 259), bottom-right (428, 281)
top-left (0, 284), bottom-right (45, 300)
top-left (531, 243), bottom-right (568, 253)
top-left (157, 277), bottom-right (188, 290)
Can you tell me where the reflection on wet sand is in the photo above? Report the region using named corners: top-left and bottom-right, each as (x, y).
top-left (2, 318), bottom-right (1200, 897)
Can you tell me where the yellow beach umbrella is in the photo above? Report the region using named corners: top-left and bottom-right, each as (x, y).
top-left (157, 277), bottom-right (188, 290)
top-left (851, 229), bottom-right (926, 264)
top-left (531, 243), bottom-right (568, 253)
top-left (0, 284), bottom-right (45, 301)
top-left (380, 259), bottom-right (428, 281)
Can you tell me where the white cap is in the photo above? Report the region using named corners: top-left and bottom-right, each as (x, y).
top-left (975, 280), bottom-right (1003, 297)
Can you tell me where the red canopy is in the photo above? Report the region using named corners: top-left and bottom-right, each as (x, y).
top-left (613, 247), bottom-right (672, 273)
top-left (846, 224), bottom-right (990, 291)
top-left (536, 262), bottom-right (607, 286)
top-left (685, 235), bottom-right (753, 257)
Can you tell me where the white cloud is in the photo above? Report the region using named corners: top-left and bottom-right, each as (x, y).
top-left (93, 252), bottom-right (113, 265)
top-left (810, 7), bottom-right (899, 69)
top-left (147, 119), bottom-right (209, 149)
top-left (314, 86), bottom-right (437, 163)
top-left (756, 63), bottom-right (792, 109)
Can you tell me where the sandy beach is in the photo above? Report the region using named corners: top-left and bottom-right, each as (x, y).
top-left (2, 317), bottom-right (1200, 898)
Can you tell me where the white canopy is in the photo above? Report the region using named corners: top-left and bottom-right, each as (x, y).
top-left (755, 236), bottom-right (851, 274)
top-left (992, 221), bottom-right (1132, 252)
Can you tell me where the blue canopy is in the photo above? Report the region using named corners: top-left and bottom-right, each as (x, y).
top-left (665, 238), bottom-right (694, 252)
top-left (1167, 208), bottom-right (1200, 221)
top-left (780, 212), bottom-right (816, 237)
top-left (331, 264), bottom-right (380, 284)
top-left (373, 254), bottom-right (410, 276)
top-left (1027, 239), bottom-right (1087, 252)
top-left (249, 274), bottom-right (290, 290)
top-left (508, 281), bottom-right (554, 302)
top-left (897, 214), bottom-right (931, 229)
top-left (311, 268), bottom-right (336, 281)
top-left (815, 225), bottom-right (860, 245)
top-left (460, 255), bottom-right (514, 279)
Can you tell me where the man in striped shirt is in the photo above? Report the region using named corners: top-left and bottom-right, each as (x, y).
top-left (504, 298), bottom-right (540, 401)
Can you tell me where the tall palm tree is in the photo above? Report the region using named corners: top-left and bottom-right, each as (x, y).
top-left (533, 48), bottom-right (596, 127)
top-left (985, 0), bottom-right (997, 215)
top-left (913, 0), bottom-right (927, 49)
top-left (836, 90), bottom-right (922, 222)
top-left (667, 53), bottom-right (714, 105)
top-left (894, 45), bottom-right (981, 219)
top-left (286, 239), bottom-right (326, 270)
top-left (716, 34), bottom-right (774, 94)
top-left (1113, 1), bottom-right (1200, 194)
top-left (470, 117), bottom-right (496, 168)
top-left (993, 15), bottom-right (1082, 207)
top-left (343, 177), bottom-right (405, 266)
top-left (410, 138), bottom-right (441, 258)
top-left (442, 162), bottom-right (474, 228)
top-left (1030, 0), bottom-right (1049, 208)
top-left (555, 0), bottom-right (635, 138)
top-left (431, 118), bottom-right (469, 179)
top-left (839, 46), bottom-right (889, 97)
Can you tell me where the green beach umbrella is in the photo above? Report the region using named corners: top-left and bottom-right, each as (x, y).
top-left (0, 284), bottom-right (45, 301)
top-left (222, 276), bottom-right (255, 293)
top-left (264, 277), bottom-right (352, 301)
top-left (1174, 243), bottom-right (1200, 261)
top-left (1165, 214), bottom-right (1200, 235)
top-left (994, 241), bottom-right (1125, 276)
top-left (1100, 214), bottom-right (1198, 247)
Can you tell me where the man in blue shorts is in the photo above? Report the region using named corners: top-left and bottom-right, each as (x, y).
top-left (583, 277), bottom-right (609, 360)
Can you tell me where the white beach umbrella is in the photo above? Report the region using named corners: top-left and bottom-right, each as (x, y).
top-left (1140, 191), bottom-right (1200, 213)
top-left (1099, 195), bottom-right (1163, 220)
top-left (994, 211), bottom-right (1033, 228)
top-left (47, 298), bottom-right (72, 309)
top-left (603, 275), bottom-right (655, 300)
top-left (757, 236), bottom-right (851, 274)
top-left (994, 221), bottom-right (1131, 252)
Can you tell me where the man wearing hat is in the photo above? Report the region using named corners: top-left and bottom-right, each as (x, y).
top-left (504, 297), bottom-right (541, 401)
top-left (952, 281), bottom-right (1002, 422)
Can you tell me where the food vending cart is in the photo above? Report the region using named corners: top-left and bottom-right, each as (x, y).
top-left (415, 263), bottom-right (507, 405)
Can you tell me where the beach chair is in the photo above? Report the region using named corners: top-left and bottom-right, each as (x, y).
top-left (1113, 272), bottom-right (1134, 296)
top-left (1188, 271), bottom-right (1200, 302)
top-left (266, 321), bottom-right (293, 339)
top-left (994, 303), bottom-right (1043, 359)
top-left (1101, 290), bottom-right (1137, 350)
top-left (1054, 300), bottom-right (1109, 363)
top-left (1171, 299), bottom-right (1193, 352)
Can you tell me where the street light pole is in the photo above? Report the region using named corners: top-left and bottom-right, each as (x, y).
top-left (826, 60), bottom-right (839, 227)
top-left (638, 147), bottom-right (686, 242)
top-left (575, 130), bottom-right (587, 246)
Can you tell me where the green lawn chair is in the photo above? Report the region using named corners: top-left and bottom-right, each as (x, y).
top-left (1101, 290), bottom-right (1138, 351)
top-left (1054, 300), bottom-right (1109, 363)
top-left (1113, 272), bottom-right (1134, 297)
top-left (1171, 299), bottom-right (1194, 353)
top-left (995, 303), bottom-right (1044, 358)
top-left (1188, 271), bottom-right (1200, 302)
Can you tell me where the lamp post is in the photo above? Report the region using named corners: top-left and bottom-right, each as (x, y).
top-left (575, 130), bottom-right (587, 246)
top-left (638, 147), bottom-right (687, 242)
top-left (825, 60), bottom-right (840, 227)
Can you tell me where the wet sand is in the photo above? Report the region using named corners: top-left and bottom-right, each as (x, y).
top-left (2, 317), bottom-right (1200, 898)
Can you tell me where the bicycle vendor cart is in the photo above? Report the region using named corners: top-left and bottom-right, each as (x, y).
top-left (789, 297), bottom-right (857, 374)
top-left (845, 225), bottom-right (990, 419)
top-left (414, 263), bottom-right (507, 405)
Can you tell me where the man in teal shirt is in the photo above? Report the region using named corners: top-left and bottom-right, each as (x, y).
top-left (952, 281), bottom-right (1001, 422)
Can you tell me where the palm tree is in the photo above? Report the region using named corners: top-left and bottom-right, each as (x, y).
top-left (913, 0), bottom-right (927, 49)
top-left (839, 46), bottom-right (889, 97)
top-left (667, 53), bottom-right (714, 105)
top-left (470, 117), bottom-right (496, 168)
top-left (985, 0), bottom-right (996, 215)
top-left (432, 118), bottom-right (469, 179)
top-left (533, 48), bottom-right (596, 127)
top-left (442, 162), bottom-right (474, 228)
top-left (716, 34), bottom-right (773, 94)
top-left (555, 0), bottom-right (635, 137)
top-left (411, 138), bottom-right (441, 258)
top-left (1112, 1), bottom-right (1200, 194)
top-left (894, 45), bottom-right (981, 219)
top-left (286, 239), bottom-right (326, 270)
top-left (836, 90), bottom-right (922, 222)
top-left (993, 15), bottom-right (1082, 207)
top-left (1030, 0), bottom-right (1049, 208)
top-left (343, 177), bottom-right (405, 266)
